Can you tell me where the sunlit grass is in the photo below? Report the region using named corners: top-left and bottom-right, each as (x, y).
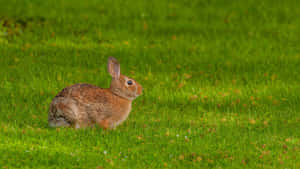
top-left (0, 0), bottom-right (299, 168)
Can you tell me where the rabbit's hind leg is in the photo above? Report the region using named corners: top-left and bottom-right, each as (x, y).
top-left (48, 97), bottom-right (78, 128)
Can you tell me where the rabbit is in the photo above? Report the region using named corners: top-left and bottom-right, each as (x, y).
top-left (48, 57), bottom-right (143, 129)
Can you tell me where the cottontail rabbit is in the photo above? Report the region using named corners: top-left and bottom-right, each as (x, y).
top-left (48, 57), bottom-right (142, 129)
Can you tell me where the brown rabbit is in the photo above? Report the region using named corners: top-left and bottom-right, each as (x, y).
top-left (48, 57), bottom-right (143, 129)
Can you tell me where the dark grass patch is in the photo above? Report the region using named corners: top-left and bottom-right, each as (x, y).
top-left (0, 0), bottom-right (299, 168)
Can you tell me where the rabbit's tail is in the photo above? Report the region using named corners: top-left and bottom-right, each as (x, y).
top-left (48, 97), bottom-right (77, 127)
top-left (49, 117), bottom-right (70, 127)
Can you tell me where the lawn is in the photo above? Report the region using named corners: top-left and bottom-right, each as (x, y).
top-left (0, 0), bottom-right (299, 168)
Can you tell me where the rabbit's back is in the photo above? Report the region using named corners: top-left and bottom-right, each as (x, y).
top-left (56, 83), bottom-right (101, 98)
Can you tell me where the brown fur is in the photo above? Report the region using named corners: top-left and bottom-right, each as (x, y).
top-left (48, 57), bottom-right (142, 129)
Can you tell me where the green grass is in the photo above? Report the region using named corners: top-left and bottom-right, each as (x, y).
top-left (0, 0), bottom-right (299, 168)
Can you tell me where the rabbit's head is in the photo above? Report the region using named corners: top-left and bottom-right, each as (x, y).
top-left (108, 57), bottom-right (143, 101)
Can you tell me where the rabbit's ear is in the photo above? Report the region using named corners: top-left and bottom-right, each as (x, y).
top-left (107, 57), bottom-right (120, 79)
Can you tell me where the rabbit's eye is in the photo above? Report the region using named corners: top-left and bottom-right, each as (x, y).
top-left (127, 80), bottom-right (133, 85)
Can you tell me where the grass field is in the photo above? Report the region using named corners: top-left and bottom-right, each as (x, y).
top-left (0, 0), bottom-right (299, 168)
